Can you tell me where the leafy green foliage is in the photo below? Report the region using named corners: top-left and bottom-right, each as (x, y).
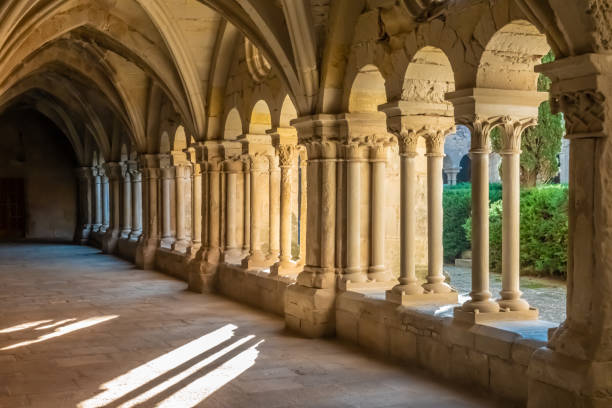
top-left (462, 185), bottom-right (568, 277)
top-left (443, 183), bottom-right (502, 262)
top-left (490, 50), bottom-right (565, 186)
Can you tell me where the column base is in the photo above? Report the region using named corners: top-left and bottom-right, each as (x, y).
top-left (135, 238), bottom-right (159, 269)
top-left (102, 230), bottom-right (120, 254)
top-left (528, 347), bottom-right (612, 408)
top-left (367, 266), bottom-right (395, 283)
top-left (386, 289), bottom-right (458, 305)
top-left (160, 237), bottom-right (175, 249)
top-left (270, 260), bottom-right (302, 277)
top-left (241, 251), bottom-right (270, 270)
top-left (188, 248), bottom-right (220, 293)
top-left (120, 229), bottom-right (131, 240)
top-left (453, 306), bottom-right (539, 324)
top-left (221, 248), bottom-right (244, 265)
top-left (285, 284), bottom-right (336, 338)
top-left (171, 239), bottom-right (190, 254)
top-left (338, 277), bottom-right (397, 292)
top-left (128, 231), bottom-right (142, 242)
top-left (296, 267), bottom-right (336, 289)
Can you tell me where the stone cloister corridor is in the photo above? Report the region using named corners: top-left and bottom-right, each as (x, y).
top-left (0, 243), bottom-right (498, 408)
top-left (1, 0), bottom-right (612, 407)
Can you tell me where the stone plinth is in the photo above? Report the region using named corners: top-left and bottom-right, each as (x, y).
top-left (453, 307), bottom-right (539, 324)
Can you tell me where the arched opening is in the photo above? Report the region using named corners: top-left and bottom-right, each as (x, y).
top-left (348, 64), bottom-right (386, 113)
top-left (173, 126), bottom-right (187, 151)
top-left (457, 155), bottom-right (471, 183)
top-left (223, 108), bottom-right (242, 140)
top-left (249, 101), bottom-right (271, 135)
top-left (159, 131), bottom-right (171, 154)
top-left (279, 95), bottom-right (298, 127)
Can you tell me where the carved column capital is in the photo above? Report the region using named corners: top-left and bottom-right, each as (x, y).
top-left (457, 115), bottom-right (504, 153)
top-left (424, 126), bottom-right (454, 156)
top-left (250, 154), bottom-right (269, 172)
top-left (397, 129), bottom-right (422, 157)
top-left (500, 116), bottom-right (538, 154)
top-left (223, 158), bottom-right (243, 173)
top-left (370, 143), bottom-right (388, 161)
top-left (345, 142), bottom-right (363, 160)
top-left (553, 90), bottom-right (606, 138)
top-left (278, 144), bottom-right (297, 167)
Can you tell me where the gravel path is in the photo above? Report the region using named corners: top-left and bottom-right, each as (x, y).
top-left (445, 265), bottom-right (567, 324)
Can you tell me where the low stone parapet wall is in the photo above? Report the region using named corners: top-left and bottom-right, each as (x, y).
top-left (336, 291), bottom-right (556, 404)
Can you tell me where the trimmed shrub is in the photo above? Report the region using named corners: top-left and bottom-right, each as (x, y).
top-left (443, 183), bottom-right (502, 262)
top-left (463, 185), bottom-right (568, 277)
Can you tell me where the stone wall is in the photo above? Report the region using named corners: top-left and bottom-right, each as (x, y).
top-left (0, 110), bottom-right (77, 241)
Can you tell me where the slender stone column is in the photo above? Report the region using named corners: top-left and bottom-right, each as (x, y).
top-left (391, 130), bottom-right (423, 295)
top-left (160, 164), bottom-right (175, 248)
top-left (93, 168), bottom-right (103, 232)
top-left (368, 144), bottom-right (391, 282)
top-left (461, 118), bottom-right (499, 313)
top-left (100, 170), bottom-right (110, 233)
top-left (135, 155), bottom-right (161, 269)
top-left (243, 155), bottom-right (268, 267)
top-left (344, 143), bottom-right (366, 283)
top-left (102, 162), bottom-right (122, 253)
top-left (277, 145), bottom-right (296, 269)
top-left (223, 159), bottom-right (242, 262)
top-left (120, 164), bottom-right (132, 239)
top-left (268, 154), bottom-right (281, 263)
top-left (297, 149), bottom-right (307, 266)
top-left (207, 161), bottom-right (222, 261)
top-left (423, 129), bottom-right (453, 294)
top-left (172, 164), bottom-right (191, 252)
top-left (76, 167), bottom-right (93, 243)
top-left (129, 168), bottom-right (143, 241)
top-left (242, 161), bottom-right (251, 255)
top-left (190, 162), bottom-right (202, 254)
top-left (498, 118), bottom-right (535, 311)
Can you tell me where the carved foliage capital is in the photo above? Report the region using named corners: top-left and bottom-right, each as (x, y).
top-left (397, 129), bottom-right (421, 155)
top-left (500, 116), bottom-right (538, 154)
top-left (552, 89), bottom-right (606, 138)
top-left (278, 144), bottom-right (297, 167)
top-left (423, 126), bottom-right (454, 155)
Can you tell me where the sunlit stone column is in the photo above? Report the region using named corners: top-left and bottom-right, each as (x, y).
top-left (344, 143), bottom-right (366, 283)
top-left (129, 167), bottom-right (143, 241)
top-left (206, 160), bottom-right (222, 262)
top-left (172, 164), bottom-right (191, 253)
top-left (76, 167), bottom-right (93, 243)
top-left (189, 161), bottom-right (202, 255)
top-left (120, 163), bottom-right (132, 239)
top-left (100, 168), bottom-right (110, 233)
top-left (102, 162), bottom-right (122, 253)
top-left (243, 154), bottom-right (268, 268)
top-left (223, 159), bottom-right (242, 262)
top-left (135, 155), bottom-right (161, 269)
top-left (390, 130), bottom-right (423, 297)
top-left (272, 145), bottom-right (297, 274)
top-left (268, 154), bottom-right (281, 263)
top-left (369, 143), bottom-right (392, 282)
top-left (423, 128), bottom-right (453, 294)
top-left (297, 148), bottom-right (307, 266)
top-left (160, 160), bottom-right (175, 249)
top-left (498, 117), bottom-right (536, 311)
top-left (461, 118), bottom-right (499, 313)
top-left (93, 167), bottom-right (103, 232)
top-left (242, 160), bottom-right (251, 256)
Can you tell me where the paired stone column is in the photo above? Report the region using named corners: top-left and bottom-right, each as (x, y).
top-left (423, 129), bottom-right (453, 294)
top-left (135, 155), bottom-right (161, 269)
top-left (100, 168), bottom-right (110, 233)
top-left (444, 168), bottom-right (459, 185)
top-left (297, 148), bottom-right (307, 266)
top-left (120, 163), bottom-right (132, 239)
top-left (272, 145), bottom-right (297, 274)
top-left (242, 160), bottom-right (251, 256)
top-left (129, 167), bottom-right (143, 241)
top-left (172, 164), bottom-right (192, 253)
top-left (498, 118), bottom-right (536, 312)
top-left (389, 130), bottom-right (423, 298)
top-left (76, 167), bottom-right (93, 243)
top-left (242, 154), bottom-right (268, 268)
top-left (368, 144), bottom-right (392, 282)
top-left (344, 143), bottom-right (366, 283)
top-left (267, 154), bottom-right (281, 264)
top-left (159, 158), bottom-right (176, 249)
top-left (223, 159), bottom-right (243, 263)
top-left (102, 162), bottom-right (122, 254)
top-left (459, 118), bottom-right (500, 314)
top-left (93, 167), bottom-right (103, 232)
top-left (189, 160), bottom-right (202, 256)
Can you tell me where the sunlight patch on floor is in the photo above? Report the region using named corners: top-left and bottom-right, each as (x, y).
top-left (0, 320), bottom-right (53, 333)
top-left (0, 316), bottom-right (118, 350)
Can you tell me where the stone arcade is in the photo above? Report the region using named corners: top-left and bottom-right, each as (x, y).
top-left (0, 1), bottom-right (610, 407)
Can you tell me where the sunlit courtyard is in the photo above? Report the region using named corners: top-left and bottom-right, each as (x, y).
top-left (0, 244), bottom-right (501, 408)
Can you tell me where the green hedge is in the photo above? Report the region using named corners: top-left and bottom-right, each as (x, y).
top-left (463, 185), bottom-right (568, 277)
top-left (443, 183), bottom-right (502, 262)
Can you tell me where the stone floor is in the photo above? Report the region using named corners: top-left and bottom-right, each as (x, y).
top-left (0, 243), bottom-right (510, 408)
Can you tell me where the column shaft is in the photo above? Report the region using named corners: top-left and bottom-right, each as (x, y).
top-left (121, 169), bottom-right (132, 238)
top-left (345, 145), bottom-right (365, 282)
top-left (368, 145), bottom-right (389, 281)
top-left (268, 156), bottom-right (280, 262)
top-left (279, 165), bottom-right (292, 263)
top-left (191, 166), bottom-right (202, 250)
top-left (225, 170), bottom-right (238, 251)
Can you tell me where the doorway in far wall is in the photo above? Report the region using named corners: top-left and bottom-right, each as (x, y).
top-left (0, 178), bottom-right (25, 239)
